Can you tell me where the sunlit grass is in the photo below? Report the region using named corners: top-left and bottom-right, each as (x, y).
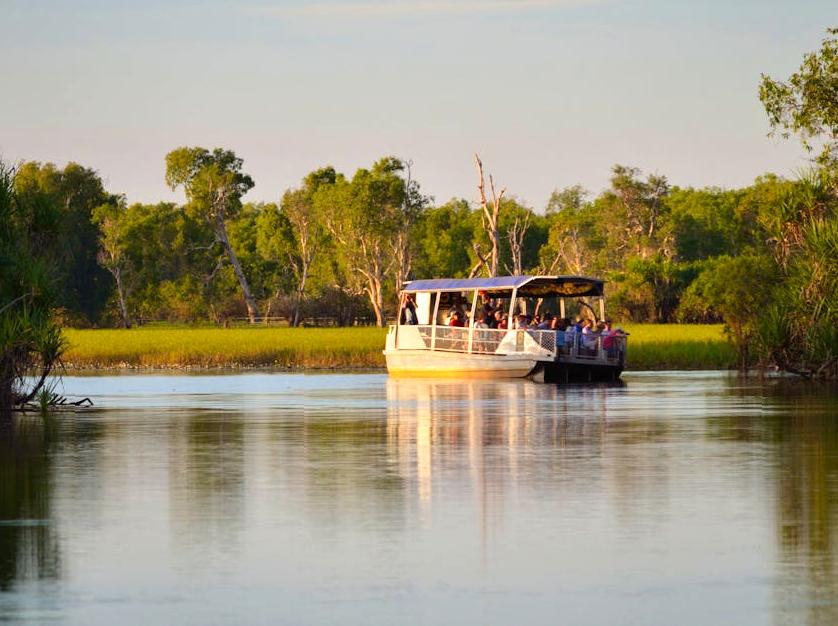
top-left (62, 324), bottom-right (735, 370)
top-left (62, 326), bottom-right (388, 369)
top-left (621, 324), bottom-right (735, 370)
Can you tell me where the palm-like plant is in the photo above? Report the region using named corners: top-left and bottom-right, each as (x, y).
top-left (0, 160), bottom-right (66, 419)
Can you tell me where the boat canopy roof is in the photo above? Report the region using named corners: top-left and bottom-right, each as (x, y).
top-left (402, 275), bottom-right (604, 298)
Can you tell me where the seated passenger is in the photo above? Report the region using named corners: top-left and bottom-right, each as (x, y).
top-left (497, 314), bottom-right (509, 330)
top-left (564, 321), bottom-right (577, 349)
top-left (448, 311), bottom-right (465, 327)
top-left (581, 319), bottom-right (599, 351)
top-left (514, 314), bottom-right (529, 329)
top-left (554, 317), bottom-right (567, 347)
top-left (536, 313), bottom-right (553, 330)
top-left (474, 313), bottom-right (489, 329)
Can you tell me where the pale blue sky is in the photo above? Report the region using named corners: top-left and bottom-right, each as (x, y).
top-left (1, 0), bottom-right (836, 209)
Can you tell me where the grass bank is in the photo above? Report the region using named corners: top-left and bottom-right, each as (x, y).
top-left (62, 324), bottom-right (735, 371)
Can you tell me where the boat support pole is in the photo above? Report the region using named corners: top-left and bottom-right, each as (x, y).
top-left (431, 291), bottom-right (440, 351)
top-left (467, 289), bottom-right (478, 353)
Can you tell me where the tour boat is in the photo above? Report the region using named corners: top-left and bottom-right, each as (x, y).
top-left (385, 275), bottom-right (626, 382)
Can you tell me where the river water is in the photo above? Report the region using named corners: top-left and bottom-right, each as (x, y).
top-left (1, 372), bottom-right (837, 625)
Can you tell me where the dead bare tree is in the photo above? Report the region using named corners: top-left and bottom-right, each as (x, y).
top-left (504, 212), bottom-right (531, 276)
top-left (474, 154), bottom-right (506, 277)
top-left (468, 243), bottom-right (490, 279)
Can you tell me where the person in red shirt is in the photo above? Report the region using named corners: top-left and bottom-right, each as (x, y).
top-left (448, 311), bottom-right (465, 327)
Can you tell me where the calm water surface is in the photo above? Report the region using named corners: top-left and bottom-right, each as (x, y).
top-left (1, 372), bottom-right (837, 625)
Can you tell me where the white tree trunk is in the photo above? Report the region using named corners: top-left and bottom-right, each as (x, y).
top-left (215, 218), bottom-right (260, 323)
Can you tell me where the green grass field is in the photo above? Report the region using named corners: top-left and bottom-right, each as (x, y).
top-left (61, 324), bottom-right (735, 370)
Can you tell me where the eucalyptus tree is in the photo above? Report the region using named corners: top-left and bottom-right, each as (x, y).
top-left (314, 158), bottom-right (408, 327)
top-left (165, 147), bottom-right (260, 323)
top-left (261, 168), bottom-right (336, 326)
top-left (605, 165), bottom-right (671, 261)
top-left (389, 159), bottom-right (429, 295)
top-left (92, 200), bottom-right (133, 328)
top-left (540, 187), bottom-right (601, 275)
top-left (414, 199), bottom-right (475, 279)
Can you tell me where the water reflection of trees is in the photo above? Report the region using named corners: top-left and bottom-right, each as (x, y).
top-left (765, 385), bottom-right (838, 626)
top-left (168, 411), bottom-right (246, 556)
top-left (0, 420), bottom-right (61, 591)
top-left (707, 380), bottom-right (838, 626)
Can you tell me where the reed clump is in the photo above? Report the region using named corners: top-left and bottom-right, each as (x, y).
top-left (62, 324), bottom-right (735, 371)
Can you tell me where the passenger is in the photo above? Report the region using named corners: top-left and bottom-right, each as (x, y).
top-left (554, 317), bottom-right (567, 348)
top-left (474, 313), bottom-right (489, 329)
top-left (481, 296), bottom-right (495, 320)
top-left (581, 319), bottom-right (599, 352)
top-left (493, 310), bottom-right (504, 328)
top-left (497, 314), bottom-right (509, 330)
top-left (447, 295), bottom-right (466, 321)
top-left (564, 318), bottom-right (577, 351)
top-left (399, 293), bottom-right (418, 325)
top-left (602, 320), bottom-right (617, 355)
top-left (536, 313), bottom-right (553, 330)
top-left (448, 310), bottom-right (465, 327)
top-left (514, 314), bottom-right (529, 329)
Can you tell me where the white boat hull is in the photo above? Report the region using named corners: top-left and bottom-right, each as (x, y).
top-left (385, 349), bottom-right (538, 379)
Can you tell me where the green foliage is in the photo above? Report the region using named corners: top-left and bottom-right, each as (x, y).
top-left (14, 161), bottom-right (114, 324)
top-left (165, 146), bottom-right (260, 321)
top-left (0, 160), bottom-right (67, 418)
top-left (760, 28), bottom-right (838, 165)
top-left (677, 255), bottom-right (778, 368)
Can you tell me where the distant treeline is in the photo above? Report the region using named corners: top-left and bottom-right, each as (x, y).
top-left (5, 156), bottom-right (823, 325)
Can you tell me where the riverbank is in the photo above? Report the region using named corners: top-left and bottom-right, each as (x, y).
top-left (61, 324), bottom-right (735, 371)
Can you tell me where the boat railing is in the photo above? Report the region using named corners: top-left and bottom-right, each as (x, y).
top-left (399, 325), bottom-right (557, 358)
top-left (391, 324), bottom-right (626, 365)
top-left (562, 333), bottom-right (627, 366)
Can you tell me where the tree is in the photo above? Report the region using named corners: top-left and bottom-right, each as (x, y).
top-left (0, 161), bottom-right (66, 419)
top-left (414, 199), bottom-right (475, 279)
top-left (474, 154), bottom-right (506, 277)
top-left (268, 168), bottom-right (336, 326)
top-left (541, 188), bottom-right (602, 275)
top-left (760, 28), bottom-right (838, 167)
top-left (390, 160), bottom-right (429, 296)
top-left (546, 184), bottom-right (587, 215)
top-left (315, 158), bottom-right (407, 327)
top-left (92, 200), bottom-right (133, 328)
top-left (165, 147), bottom-right (260, 323)
top-left (606, 165), bottom-right (671, 260)
top-left (679, 255), bottom-right (777, 369)
top-left (14, 162), bottom-right (114, 324)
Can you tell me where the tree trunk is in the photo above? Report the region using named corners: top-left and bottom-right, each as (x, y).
top-left (292, 263), bottom-right (309, 327)
top-left (475, 154), bottom-right (506, 278)
top-left (113, 269), bottom-right (131, 329)
top-left (363, 272), bottom-right (385, 327)
top-left (215, 220), bottom-right (260, 323)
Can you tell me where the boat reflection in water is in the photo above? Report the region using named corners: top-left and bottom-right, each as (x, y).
top-left (384, 377), bottom-right (624, 533)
